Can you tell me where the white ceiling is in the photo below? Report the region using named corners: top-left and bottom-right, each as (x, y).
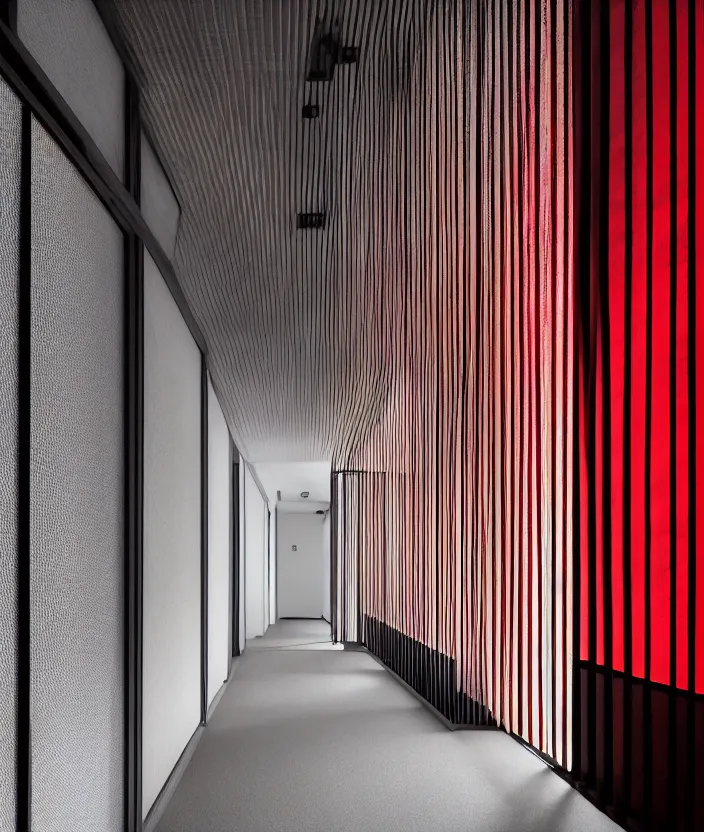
top-left (277, 501), bottom-right (329, 514)
top-left (252, 460), bottom-right (331, 507)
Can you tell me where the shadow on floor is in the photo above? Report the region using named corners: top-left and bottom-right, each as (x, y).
top-left (155, 621), bottom-right (622, 832)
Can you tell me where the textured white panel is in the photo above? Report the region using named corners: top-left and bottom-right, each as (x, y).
top-left (269, 512), bottom-right (276, 625)
top-left (207, 378), bottom-right (230, 706)
top-left (30, 118), bottom-right (123, 832)
top-left (238, 459), bottom-right (246, 654)
top-left (263, 505), bottom-right (269, 629)
top-left (0, 78), bottom-right (20, 832)
top-left (143, 252), bottom-right (201, 818)
top-left (244, 466), bottom-right (266, 639)
top-left (18, 0), bottom-right (125, 177)
top-left (278, 514), bottom-right (325, 620)
top-left (141, 133), bottom-right (180, 259)
top-left (322, 514), bottom-right (331, 622)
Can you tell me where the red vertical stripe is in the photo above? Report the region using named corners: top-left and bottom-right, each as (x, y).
top-left (579, 350), bottom-right (589, 662)
top-left (609, 0), bottom-right (626, 673)
top-left (675, 0), bottom-right (690, 692)
top-left (591, 0), bottom-right (605, 672)
top-left (596, 329), bottom-right (604, 666)
top-left (510, 0), bottom-right (520, 734)
top-left (649, 0), bottom-right (671, 686)
top-left (631, 0), bottom-right (648, 680)
top-left (696, 0), bottom-right (704, 696)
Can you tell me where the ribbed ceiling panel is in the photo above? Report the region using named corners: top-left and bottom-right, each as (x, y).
top-left (112, 0), bottom-right (424, 463)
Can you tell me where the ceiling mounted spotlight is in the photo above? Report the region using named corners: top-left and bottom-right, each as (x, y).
top-left (302, 103), bottom-right (320, 119)
top-left (316, 510), bottom-right (324, 515)
top-left (301, 491), bottom-right (309, 499)
top-left (297, 212), bottom-right (325, 230)
top-left (337, 46), bottom-right (358, 65)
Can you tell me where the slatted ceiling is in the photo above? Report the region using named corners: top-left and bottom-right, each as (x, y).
top-left (111, 0), bottom-right (420, 464)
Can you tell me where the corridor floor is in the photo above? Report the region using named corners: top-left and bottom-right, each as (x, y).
top-left (155, 620), bottom-right (620, 832)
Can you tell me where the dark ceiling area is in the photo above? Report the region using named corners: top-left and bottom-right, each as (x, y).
top-left (111, 0), bottom-right (424, 465)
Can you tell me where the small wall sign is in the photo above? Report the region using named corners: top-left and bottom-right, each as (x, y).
top-left (292, 545), bottom-right (297, 551)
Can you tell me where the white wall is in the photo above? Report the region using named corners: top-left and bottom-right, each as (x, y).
top-left (142, 254), bottom-right (201, 818)
top-left (141, 132), bottom-right (179, 259)
top-left (207, 378), bottom-right (230, 706)
top-left (263, 505), bottom-right (269, 629)
top-left (238, 459), bottom-right (246, 653)
top-left (269, 511), bottom-right (277, 625)
top-left (244, 465), bottom-right (268, 638)
top-left (29, 120), bottom-right (125, 832)
top-left (322, 513), bottom-right (331, 622)
top-left (0, 78), bottom-right (20, 831)
top-left (277, 513), bottom-right (327, 619)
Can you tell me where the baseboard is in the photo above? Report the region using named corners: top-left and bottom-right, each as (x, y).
top-left (143, 724), bottom-right (203, 832)
top-left (143, 662), bottom-right (239, 832)
top-left (359, 645), bottom-right (497, 732)
top-left (206, 658), bottom-right (240, 722)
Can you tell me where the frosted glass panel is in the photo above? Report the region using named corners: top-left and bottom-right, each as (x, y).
top-left (0, 77), bottom-right (21, 832)
top-left (30, 118), bottom-right (124, 832)
top-left (208, 378), bottom-right (231, 706)
top-left (238, 459), bottom-right (246, 653)
top-left (269, 511), bottom-right (276, 625)
top-left (18, 0), bottom-right (125, 178)
top-left (245, 466), bottom-right (267, 638)
top-left (141, 133), bottom-right (180, 259)
top-left (143, 252), bottom-right (201, 818)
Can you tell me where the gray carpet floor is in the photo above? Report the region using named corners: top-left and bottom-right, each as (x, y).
top-left (155, 620), bottom-right (621, 832)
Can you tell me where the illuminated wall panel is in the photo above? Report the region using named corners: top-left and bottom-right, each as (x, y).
top-left (334, 0), bottom-right (575, 759)
top-left (332, 1), bottom-right (704, 829)
top-left (574, 2), bottom-right (704, 827)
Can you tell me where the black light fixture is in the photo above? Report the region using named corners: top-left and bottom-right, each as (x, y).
top-left (307, 31), bottom-right (336, 82)
top-left (302, 103), bottom-right (320, 119)
top-left (301, 491), bottom-right (309, 499)
top-left (306, 17), bottom-right (358, 83)
top-left (297, 212), bottom-right (325, 230)
top-left (337, 46), bottom-right (358, 65)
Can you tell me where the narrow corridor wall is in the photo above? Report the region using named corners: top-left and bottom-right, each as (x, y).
top-left (143, 253), bottom-right (202, 818)
top-left (332, 1), bottom-right (704, 829)
top-left (207, 378), bottom-right (231, 706)
top-left (244, 465), bottom-right (268, 638)
top-left (322, 513), bottom-right (331, 622)
top-left (573, 2), bottom-right (704, 826)
top-left (337, 0), bottom-right (576, 765)
top-left (238, 458), bottom-right (246, 652)
top-left (0, 77), bottom-right (20, 832)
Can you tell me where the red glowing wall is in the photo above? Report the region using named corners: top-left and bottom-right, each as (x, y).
top-left (331, 0), bottom-right (704, 827)
top-left (578, 0), bottom-right (704, 696)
